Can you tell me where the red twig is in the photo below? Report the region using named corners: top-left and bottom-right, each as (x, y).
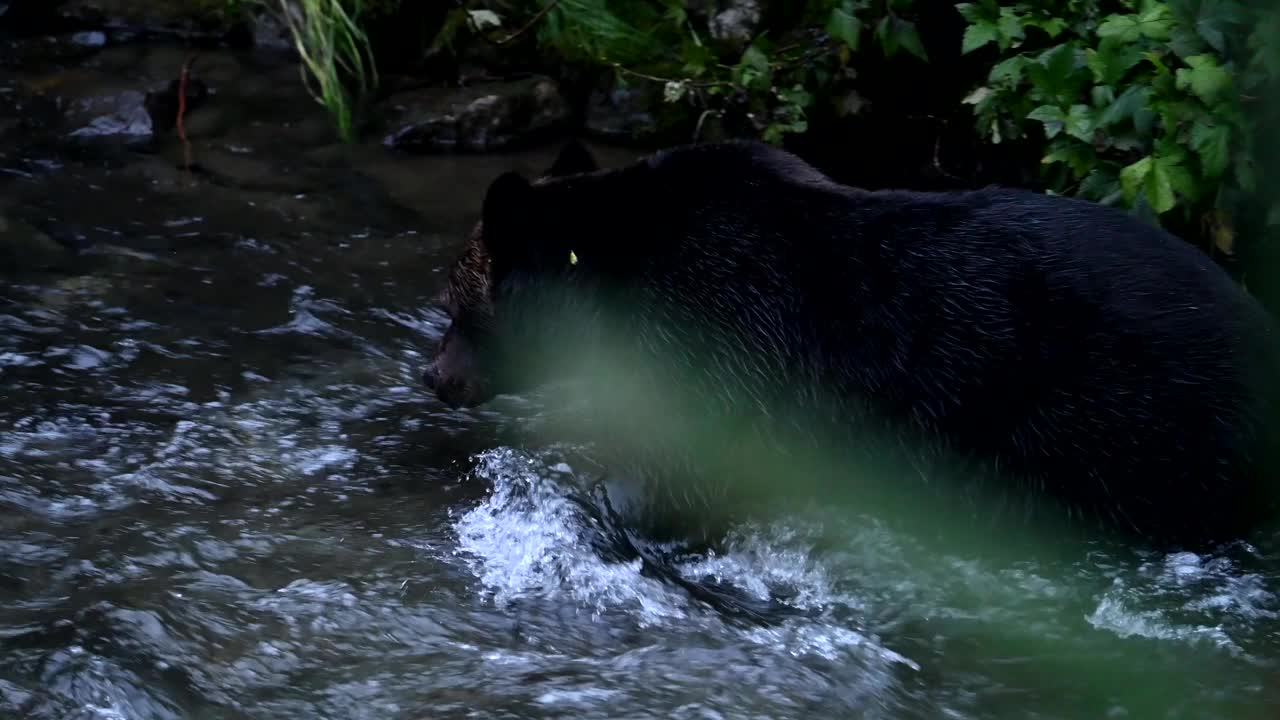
top-left (177, 52), bottom-right (197, 172)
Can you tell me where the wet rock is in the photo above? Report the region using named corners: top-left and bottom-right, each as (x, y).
top-left (56, 0), bottom-right (239, 38)
top-left (48, 66), bottom-right (208, 140)
top-left (0, 214), bottom-right (75, 272)
top-left (381, 76), bottom-right (570, 153)
top-left (247, 4), bottom-right (296, 52)
top-left (708, 0), bottom-right (765, 46)
top-left (585, 80), bottom-right (693, 144)
top-left (66, 88), bottom-right (153, 138)
top-left (70, 31), bottom-right (108, 47)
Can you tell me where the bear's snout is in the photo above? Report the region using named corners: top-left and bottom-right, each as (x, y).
top-left (422, 363), bottom-right (441, 392)
top-left (422, 332), bottom-right (494, 409)
top-left (422, 358), bottom-right (469, 409)
top-left (428, 373), bottom-right (491, 410)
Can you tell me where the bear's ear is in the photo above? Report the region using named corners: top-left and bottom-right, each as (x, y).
top-left (480, 171), bottom-right (535, 262)
top-left (545, 140), bottom-right (598, 178)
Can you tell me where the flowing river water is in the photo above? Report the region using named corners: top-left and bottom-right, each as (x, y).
top-left (2, 35), bottom-right (1279, 720)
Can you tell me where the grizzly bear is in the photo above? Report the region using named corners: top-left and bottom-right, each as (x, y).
top-left (423, 140), bottom-right (1280, 545)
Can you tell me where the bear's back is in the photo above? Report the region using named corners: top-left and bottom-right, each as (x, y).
top-left (635, 143), bottom-right (1280, 539)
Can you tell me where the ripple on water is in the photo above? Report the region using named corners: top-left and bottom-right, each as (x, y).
top-left (1086, 546), bottom-right (1280, 660)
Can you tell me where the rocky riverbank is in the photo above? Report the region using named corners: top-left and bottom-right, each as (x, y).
top-left (0, 1), bottom-right (643, 281)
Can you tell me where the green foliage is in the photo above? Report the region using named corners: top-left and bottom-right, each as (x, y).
top-left (440, 0), bottom-right (1271, 258)
top-left (234, 0), bottom-right (378, 143)
top-left (961, 0), bottom-right (1277, 254)
top-left (437, 0), bottom-right (931, 144)
top-left (291, 0), bottom-right (1276, 265)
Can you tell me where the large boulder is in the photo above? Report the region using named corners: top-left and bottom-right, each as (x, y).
top-left (381, 75), bottom-right (570, 153)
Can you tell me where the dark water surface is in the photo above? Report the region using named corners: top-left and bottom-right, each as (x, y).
top-left (2, 37), bottom-right (1280, 720)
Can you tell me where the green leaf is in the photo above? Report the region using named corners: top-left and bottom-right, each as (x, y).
top-left (1146, 159), bottom-right (1177, 213)
top-left (680, 40), bottom-right (715, 77)
top-left (1028, 104), bottom-right (1066, 138)
top-left (826, 5), bottom-right (863, 51)
top-left (989, 56), bottom-right (1025, 84)
top-left (962, 86), bottom-right (993, 105)
top-left (779, 84), bottom-right (814, 109)
top-left (955, 2), bottom-right (982, 23)
top-left (1080, 167), bottom-right (1123, 205)
top-left (664, 2), bottom-right (687, 26)
top-left (1030, 16), bottom-right (1069, 38)
top-left (1193, 0), bottom-right (1243, 53)
top-left (736, 44), bottom-right (773, 90)
top-left (1065, 104), bottom-right (1095, 141)
top-left (1122, 152), bottom-right (1188, 214)
top-left (1098, 6), bottom-right (1173, 42)
top-left (1086, 37), bottom-right (1146, 84)
top-left (1041, 141), bottom-right (1096, 176)
top-left (894, 18), bottom-right (929, 61)
top-left (1153, 136), bottom-right (1188, 166)
top-left (1120, 155), bottom-right (1153, 203)
top-left (1175, 54), bottom-right (1232, 103)
top-left (875, 16), bottom-right (895, 55)
top-left (962, 22), bottom-right (998, 54)
top-left (1044, 43), bottom-right (1079, 81)
top-left (1168, 26), bottom-right (1206, 60)
top-left (1189, 121), bottom-right (1231, 177)
top-left (1136, 2), bottom-right (1175, 39)
top-left (1098, 14), bottom-right (1144, 41)
top-left (1165, 166), bottom-right (1198, 203)
top-left (741, 45), bottom-right (770, 74)
top-left (1029, 44), bottom-right (1086, 100)
top-left (996, 9), bottom-right (1024, 49)
top-left (1098, 85), bottom-right (1150, 127)
top-left (1042, 147), bottom-right (1075, 165)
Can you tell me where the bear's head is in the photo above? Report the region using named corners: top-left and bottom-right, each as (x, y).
top-left (423, 140), bottom-right (606, 409)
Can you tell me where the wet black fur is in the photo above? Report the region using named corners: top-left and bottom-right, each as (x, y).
top-left (459, 140), bottom-right (1280, 544)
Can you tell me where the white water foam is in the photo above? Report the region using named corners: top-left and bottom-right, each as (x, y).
top-left (452, 447), bottom-right (921, 690)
